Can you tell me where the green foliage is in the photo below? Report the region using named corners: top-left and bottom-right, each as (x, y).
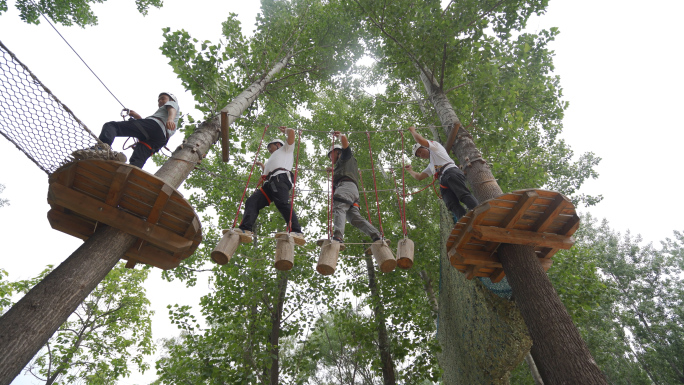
top-left (12, 263), bottom-right (155, 384)
top-left (0, 183), bottom-right (8, 207)
top-left (2, 0), bottom-right (163, 27)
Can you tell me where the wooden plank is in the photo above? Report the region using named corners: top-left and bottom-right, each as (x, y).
top-left (465, 265), bottom-right (480, 280)
top-left (221, 111), bottom-right (230, 162)
top-left (184, 217), bottom-right (201, 239)
top-left (471, 225), bottom-right (575, 250)
top-left (147, 184), bottom-right (174, 224)
top-left (105, 166), bottom-right (133, 206)
top-left (49, 182), bottom-right (193, 253)
top-left (533, 194), bottom-right (570, 233)
top-left (490, 268), bottom-right (506, 283)
top-left (47, 209), bottom-right (93, 240)
top-left (72, 173), bottom-right (109, 199)
top-left (502, 191), bottom-right (539, 228)
top-left (560, 214), bottom-right (580, 237)
top-left (448, 203), bottom-right (490, 253)
top-left (455, 249), bottom-right (502, 268)
top-left (75, 161), bottom-right (116, 188)
top-left (125, 260), bottom-right (138, 269)
top-left (124, 244), bottom-right (181, 270)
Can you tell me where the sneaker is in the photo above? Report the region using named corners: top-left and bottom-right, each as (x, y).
top-left (290, 232), bottom-right (306, 246)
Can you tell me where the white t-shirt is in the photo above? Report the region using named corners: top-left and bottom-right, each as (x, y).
top-left (147, 100), bottom-right (180, 139)
top-left (422, 140), bottom-right (456, 176)
top-left (263, 140), bottom-right (294, 178)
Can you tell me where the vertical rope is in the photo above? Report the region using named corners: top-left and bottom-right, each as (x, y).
top-left (232, 125), bottom-right (269, 228)
top-left (391, 171), bottom-right (408, 237)
top-left (365, 132), bottom-right (384, 237)
top-left (401, 131), bottom-right (408, 237)
top-left (358, 170), bottom-right (373, 222)
top-left (287, 129), bottom-right (302, 233)
top-left (327, 133), bottom-right (336, 239)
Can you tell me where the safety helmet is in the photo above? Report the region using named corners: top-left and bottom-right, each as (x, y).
top-left (412, 143), bottom-right (427, 156)
top-left (267, 139), bottom-right (285, 148)
top-left (159, 92), bottom-right (177, 102)
top-left (328, 144), bottom-right (343, 158)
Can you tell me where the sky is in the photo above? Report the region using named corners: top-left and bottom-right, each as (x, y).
top-left (1, 0), bottom-right (683, 383)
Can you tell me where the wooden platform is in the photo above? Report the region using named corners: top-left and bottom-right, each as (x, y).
top-left (446, 189), bottom-right (579, 282)
top-left (47, 160), bottom-right (202, 270)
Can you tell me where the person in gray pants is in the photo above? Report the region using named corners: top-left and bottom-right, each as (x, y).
top-left (328, 131), bottom-right (382, 246)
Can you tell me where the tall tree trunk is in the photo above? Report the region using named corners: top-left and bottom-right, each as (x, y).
top-left (419, 69), bottom-right (608, 385)
top-left (365, 257), bottom-right (396, 385)
top-left (0, 52), bottom-right (294, 385)
top-left (268, 272), bottom-right (288, 385)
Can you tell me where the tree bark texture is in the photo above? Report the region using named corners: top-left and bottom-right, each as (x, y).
top-left (268, 272), bottom-right (288, 385)
top-left (365, 257), bottom-right (396, 385)
top-left (0, 226), bottom-right (135, 385)
top-left (419, 69), bottom-right (607, 384)
top-left (0, 52), bottom-right (294, 385)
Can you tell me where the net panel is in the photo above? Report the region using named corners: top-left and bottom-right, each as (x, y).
top-left (0, 40), bottom-right (103, 175)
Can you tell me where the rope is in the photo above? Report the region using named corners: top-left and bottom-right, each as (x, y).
top-left (365, 132), bottom-right (384, 237)
top-left (287, 129), bottom-right (302, 232)
top-left (327, 133), bottom-right (336, 239)
top-left (401, 131), bottom-right (408, 237)
top-left (29, 0), bottom-right (126, 109)
top-left (231, 125), bottom-right (269, 228)
top-left (391, 171), bottom-right (408, 237)
top-left (358, 171), bottom-right (373, 223)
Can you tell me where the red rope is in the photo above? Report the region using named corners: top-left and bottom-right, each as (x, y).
top-left (327, 133), bottom-right (336, 239)
top-left (365, 132), bottom-right (384, 237)
top-left (358, 170), bottom-right (373, 222)
top-left (400, 131), bottom-right (407, 236)
top-left (232, 125), bottom-right (269, 228)
top-left (287, 129), bottom-right (302, 233)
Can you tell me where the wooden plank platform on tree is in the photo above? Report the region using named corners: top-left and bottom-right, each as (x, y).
top-left (47, 160), bottom-right (203, 270)
top-left (446, 189), bottom-right (579, 282)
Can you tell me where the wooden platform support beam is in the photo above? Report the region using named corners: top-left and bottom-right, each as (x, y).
top-left (471, 225), bottom-right (574, 250)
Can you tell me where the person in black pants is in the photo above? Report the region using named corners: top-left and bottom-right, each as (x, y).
top-left (98, 92), bottom-right (179, 168)
top-left (405, 125), bottom-right (478, 222)
top-left (238, 126), bottom-right (304, 243)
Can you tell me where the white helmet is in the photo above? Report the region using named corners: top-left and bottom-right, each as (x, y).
top-left (412, 143), bottom-right (427, 156)
top-left (159, 92), bottom-right (177, 102)
top-left (268, 139), bottom-right (285, 147)
top-left (328, 144), bottom-right (343, 158)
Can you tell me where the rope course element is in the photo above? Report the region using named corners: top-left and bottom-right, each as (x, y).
top-left (365, 132), bottom-right (384, 238)
top-left (0, 40), bottom-right (108, 174)
top-left (231, 124), bottom-right (269, 228)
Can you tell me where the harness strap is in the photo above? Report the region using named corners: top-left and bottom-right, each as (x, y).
top-left (333, 195), bottom-right (360, 208)
top-left (434, 162), bottom-right (456, 179)
top-left (259, 187), bottom-right (272, 205)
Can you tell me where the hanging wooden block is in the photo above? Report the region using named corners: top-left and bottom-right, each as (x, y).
top-left (367, 240), bottom-right (396, 273)
top-left (316, 239), bottom-right (340, 275)
top-left (276, 231), bottom-right (306, 246)
top-left (316, 238), bottom-right (345, 251)
top-left (211, 230), bottom-right (242, 265)
top-left (396, 238), bottom-right (415, 269)
top-left (274, 233), bottom-right (295, 271)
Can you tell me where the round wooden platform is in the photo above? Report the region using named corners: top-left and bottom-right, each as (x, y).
top-left (446, 189), bottom-right (579, 282)
top-left (47, 160), bottom-right (202, 270)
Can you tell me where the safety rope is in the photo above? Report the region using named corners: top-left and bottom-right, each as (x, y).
top-left (232, 125), bottom-right (269, 228)
top-left (358, 170), bottom-right (373, 223)
top-left (365, 132), bottom-right (384, 238)
top-left (287, 129), bottom-right (302, 232)
top-left (401, 131), bottom-right (408, 237)
top-left (327, 133), bottom-right (336, 239)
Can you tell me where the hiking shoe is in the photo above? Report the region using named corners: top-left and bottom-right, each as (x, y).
top-left (290, 232), bottom-right (306, 246)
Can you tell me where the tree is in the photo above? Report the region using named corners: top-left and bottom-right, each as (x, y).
top-left (0, 0), bottom-right (163, 27)
top-left (346, 0), bottom-right (605, 382)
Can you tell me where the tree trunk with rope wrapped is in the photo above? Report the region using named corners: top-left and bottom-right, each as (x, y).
top-left (0, 52), bottom-right (293, 385)
top-left (419, 69), bottom-right (608, 385)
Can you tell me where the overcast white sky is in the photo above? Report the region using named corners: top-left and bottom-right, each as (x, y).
top-left (1, 0), bottom-right (683, 383)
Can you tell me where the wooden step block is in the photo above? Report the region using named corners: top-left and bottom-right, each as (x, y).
top-left (317, 239), bottom-right (340, 275)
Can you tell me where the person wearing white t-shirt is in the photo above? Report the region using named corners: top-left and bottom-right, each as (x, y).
top-left (405, 126), bottom-right (478, 221)
top-left (238, 126), bottom-right (303, 238)
top-left (98, 92), bottom-right (179, 168)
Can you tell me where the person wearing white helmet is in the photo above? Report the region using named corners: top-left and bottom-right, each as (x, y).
top-left (97, 92), bottom-right (180, 168)
top-left (405, 125), bottom-right (478, 222)
top-left (238, 126), bottom-right (304, 241)
top-left (328, 131), bottom-right (383, 246)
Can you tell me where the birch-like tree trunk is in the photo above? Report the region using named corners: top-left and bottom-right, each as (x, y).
top-left (0, 52), bottom-right (294, 385)
top-left (419, 69), bottom-right (607, 385)
top-left (365, 257), bottom-right (396, 385)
